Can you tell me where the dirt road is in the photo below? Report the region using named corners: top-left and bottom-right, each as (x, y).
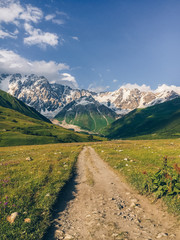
top-left (45, 146), bottom-right (180, 240)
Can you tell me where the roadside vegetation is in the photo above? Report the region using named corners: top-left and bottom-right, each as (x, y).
top-left (0, 143), bottom-right (83, 240)
top-left (92, 139), bottom-right (180, 216)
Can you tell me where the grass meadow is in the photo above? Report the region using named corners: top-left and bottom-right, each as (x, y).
top-left (92, 139), bottom-right (180, 216)
top-left (0, 143), bottom-right (83, 240)
top-left (0, 139), bottom-right (180, 239)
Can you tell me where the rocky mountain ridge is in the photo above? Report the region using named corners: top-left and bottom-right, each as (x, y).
top-left (55, 95), bottom-right (118, 133)
top-left (0, 73), bottom-right (179, 118)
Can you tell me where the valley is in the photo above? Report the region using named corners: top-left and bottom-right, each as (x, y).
top-left (45, 146), bottom-right (180, 240)
top-left (54, 96), bottom-right (118, 133)
top-left (52, 119), bottom-right (93, 134)
top-left (0, 73), bottom-right (180, 138)
top-left (0, 76), bottom-right (180, 239)
top-left (1, 1), bottom-right (180, 240)
top-left (1, 140), bottom-right (180, 240)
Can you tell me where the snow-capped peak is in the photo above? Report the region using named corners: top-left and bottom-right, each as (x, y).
top-left (0, 73), bottom-right (179, 118)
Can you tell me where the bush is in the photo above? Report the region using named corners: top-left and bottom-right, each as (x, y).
top-left (143, 157), bottom-right (180, 198)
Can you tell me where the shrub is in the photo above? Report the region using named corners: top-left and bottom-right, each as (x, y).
top-left (144, 157), bottom-right (180, 198)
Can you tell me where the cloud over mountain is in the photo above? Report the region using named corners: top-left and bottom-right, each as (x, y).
top-left (121, 83), bottom-right (152, 92)
top-left (0, 49), bottom-right (78, 88)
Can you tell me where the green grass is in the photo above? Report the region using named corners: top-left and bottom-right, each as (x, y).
top-left (92, 139), bottom-right (180, 216)
top-left (0, 139), bottom-right (179, 239)
top-left (0, 106), bottom-right (105, 147)
top-left (0, 89), bottom-right (50, 123)
top-left (55, 100), bottom-right (117, 133)
top-left (0, 143), bottom-right (83, 240)
top-left (59, 111), bottom-right (115, 133)
top-left (102, 97), bottom-right (180, 139)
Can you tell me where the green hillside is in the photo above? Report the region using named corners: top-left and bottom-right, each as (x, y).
top-left (0, 89), bottom-right (50, 123)
top-left (102, 97), bottom-right (180, 139)
top-left (55, 96), bottom-right (117, 133)
top-left (0, 106), bottom-right (104, 147)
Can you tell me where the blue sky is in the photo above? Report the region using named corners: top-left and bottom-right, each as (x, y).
top-left (0, 0), bottom-right (180, 91)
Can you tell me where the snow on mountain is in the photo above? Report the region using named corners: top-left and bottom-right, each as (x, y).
top-left (95, 85), bottom-right (180, 111)
top-left (0, 73), bottom-right (93, 117)
top-left (0, 73), bottom-right (179, 118)
top-left (54, 96), bottom-right (118, 133)
top-left (75, 97), bottom-right (94, 106)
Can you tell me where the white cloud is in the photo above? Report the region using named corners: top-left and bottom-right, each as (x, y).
top-left (24, 23), bottom-right (58, 47)
top-left (0, 29), bottom-right (18, 39)
top-left (72, 36), bottom-right (79, 41)
top-left (56, 11), bottom-right (69, 19)
top-left (113, 79), bottom-right (118, 83)
top-left (0, 1), bottom-right (23, 24)
top-left (52, 19), bottom-right (65, 25)
top-left (24, 23), bottom-right (32, 33)
top-left (0, 1), bottom-right (60, 48)
top-left (0, 49), bottom-right (79, 88)
top-left (155, 84), bottom-right (180, 94)
top-left (0, 1), bottom-right (42, 24)
top-left (19, 4), bottom-right (43, 23)
top-left (88, 83), bottom-right (110, 93)
top-left (45, 14), bottom-right (55, 21)
top-left (121, 83), bottom-right (152, 92)
top-left (45, 13), bottom-right (65, 25)
top-left (120, 83), bottom-right (180, 94)
top-left (58, 73), bottom-right (78, 88)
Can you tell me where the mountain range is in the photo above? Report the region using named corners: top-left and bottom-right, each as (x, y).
top-left (55, 96), bottom-right (118, 133)
top-left (0, 89), bottom-right (104, 146)
top-left (0, 89), bottom-right (50, 123)
top-left (0, 73), bottom-right (179, 118)
top-left (0, 73), bottom-right (180, 138)
top-left (103, 97), bottom-right (180, 139)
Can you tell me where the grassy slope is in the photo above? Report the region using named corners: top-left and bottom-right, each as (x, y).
top-left (69, 111), bottom-right (111, 132)
top-left (56, 108), bottom-right (115, 133)
top-left (92, 139), bottom-right (180, 216)
top-left (103, 97), bottom-right (180, 139)
top-left (0, 106), bottom-right (104, 147)
top-left (0, 89), bottom-right (50, 123)
top-left (0, 143), bottom-right (83, 240)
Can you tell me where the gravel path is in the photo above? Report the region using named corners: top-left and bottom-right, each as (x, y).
top-left (45, 146), bottom-right (180, 240)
